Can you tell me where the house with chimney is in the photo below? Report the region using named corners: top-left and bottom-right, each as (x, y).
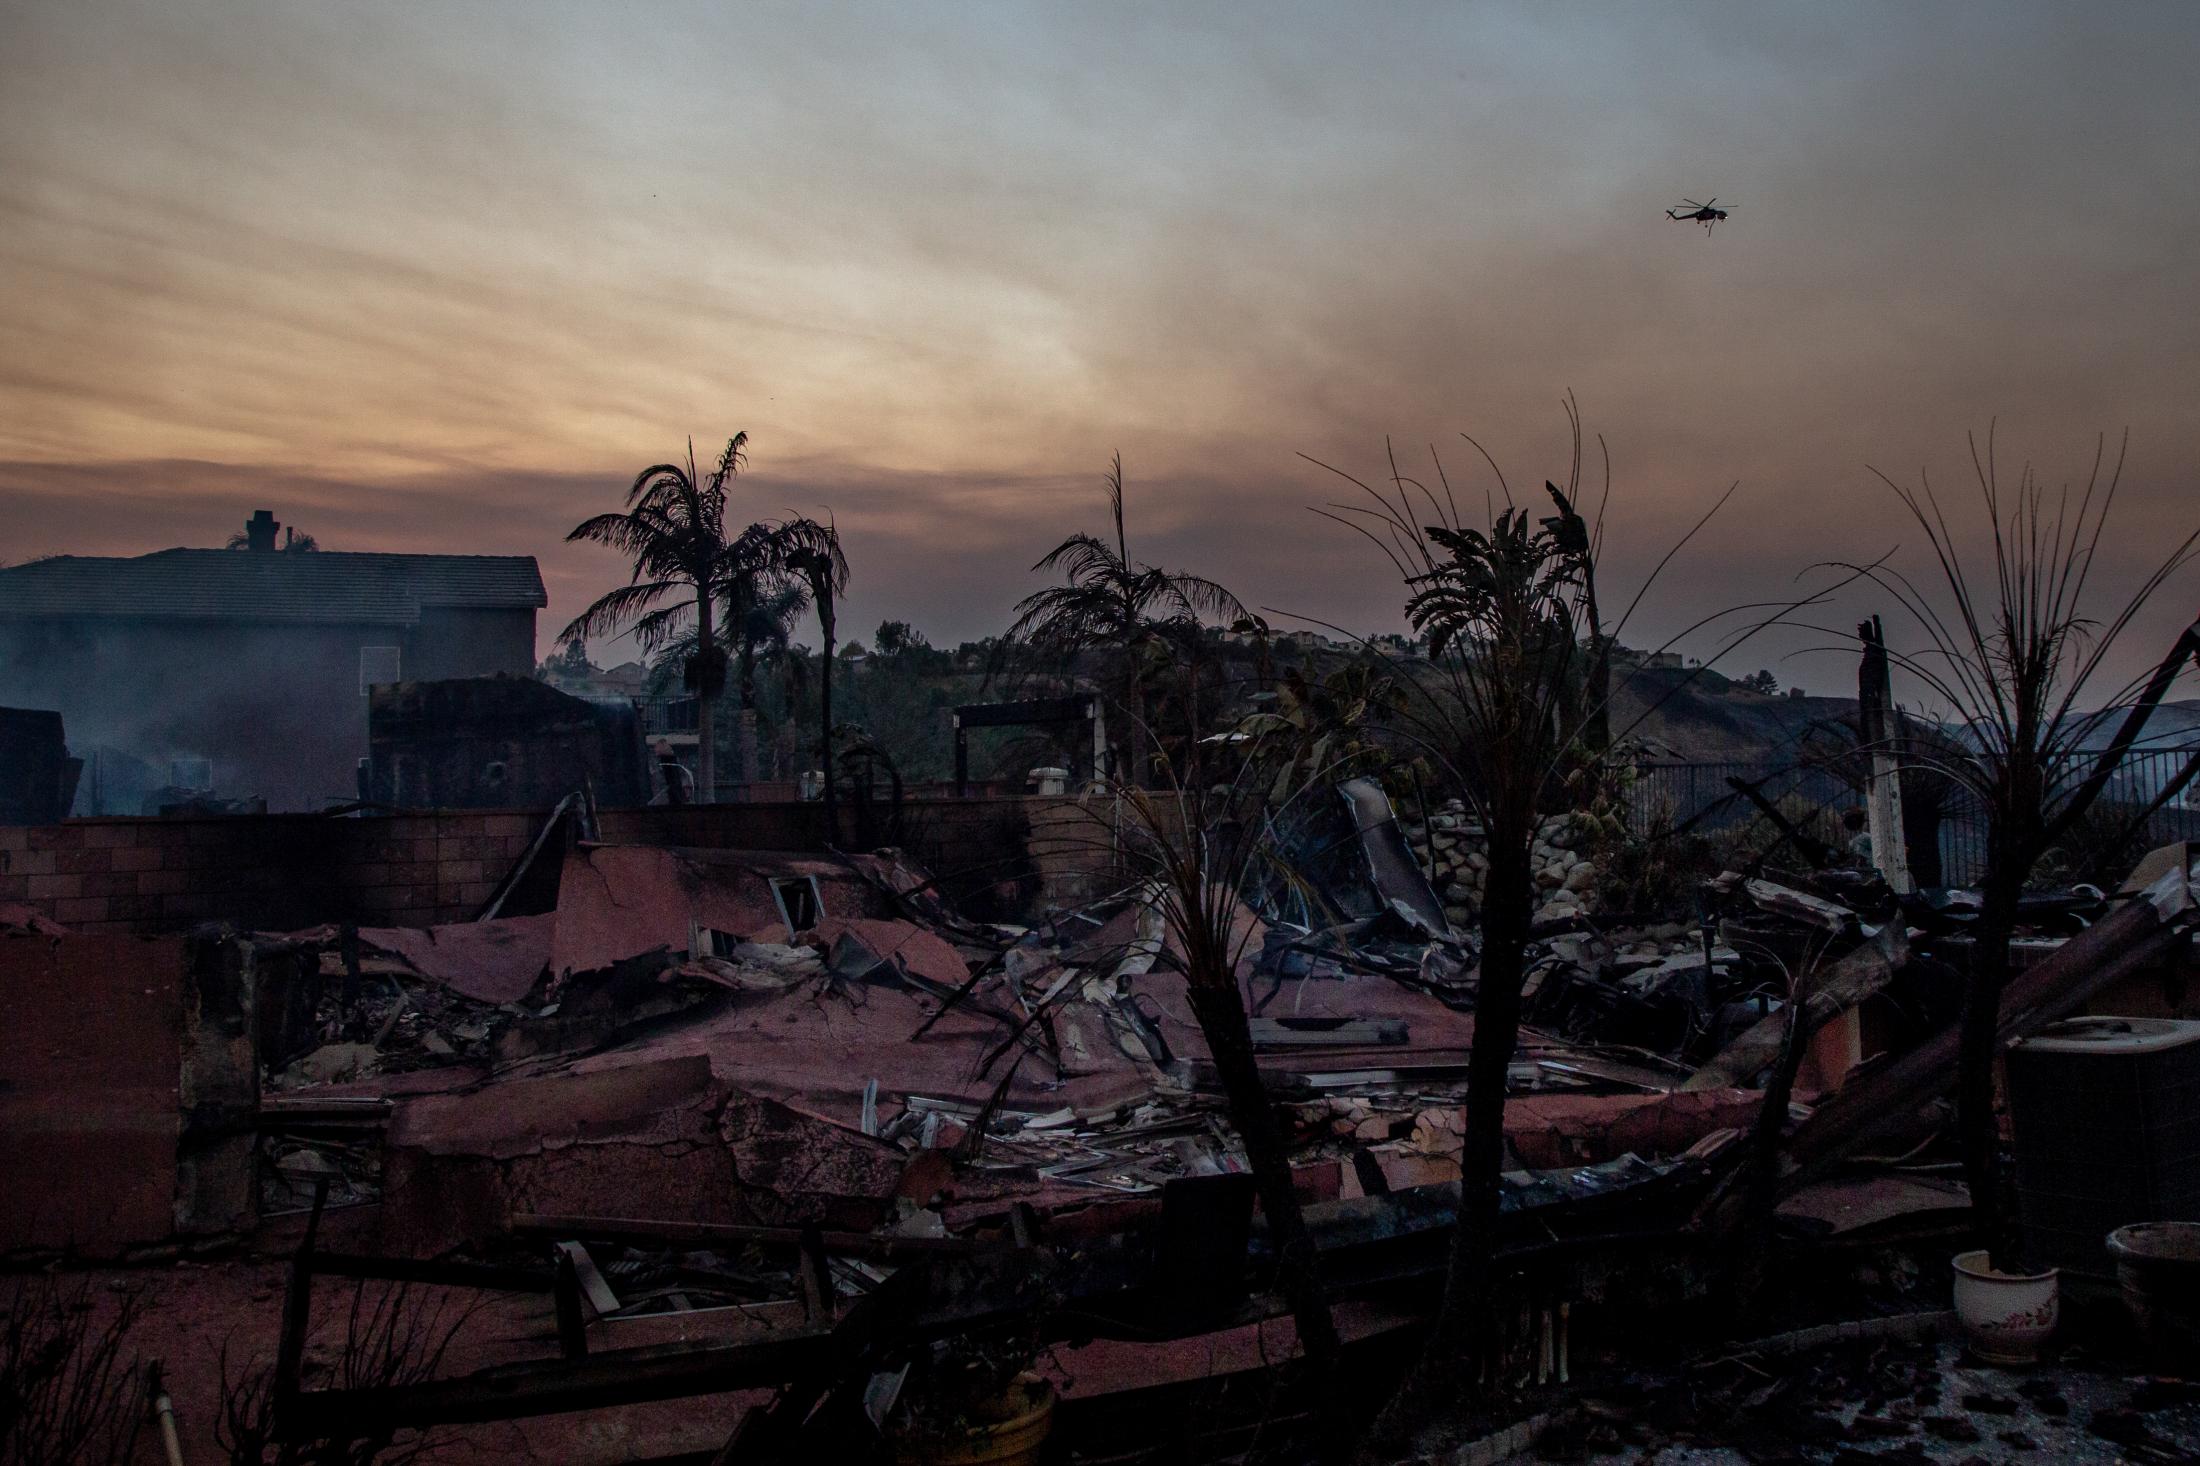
top-left (0, 512), bottom-right (546, 812)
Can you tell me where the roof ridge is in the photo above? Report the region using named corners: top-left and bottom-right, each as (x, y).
top-left (136, 546), bottom-right (540, 562)
top-left (0, 547), bottom-right (546, 625)
top-left (4, 548), bottom-right (541, 564)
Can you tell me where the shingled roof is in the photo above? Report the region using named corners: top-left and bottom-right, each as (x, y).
top-left (0, 549), bottom-right (547, 627)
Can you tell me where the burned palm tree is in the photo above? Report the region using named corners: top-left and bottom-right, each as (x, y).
top-left (1051, 744), bottom-right (1354, 1451)
top-left (641, 575), bottom-right (808, 786)
top-left (1303, 414), bottom-right (1812, 1455)
top-left (564, 435), bottom-right (753, 802)
top-left (1834, 427), bottom-right (2200, 1267)
top-left (1008, 454), bottom-right (1246, 784)
top-left (1391, 507), bottom-right (1586, 1419)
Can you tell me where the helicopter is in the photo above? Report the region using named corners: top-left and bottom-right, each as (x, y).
top-left (1666, 197), bottom-right (1731, 234)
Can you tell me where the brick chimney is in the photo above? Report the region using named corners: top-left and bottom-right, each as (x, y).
top-left (244, 509), bottom-right (279, 553)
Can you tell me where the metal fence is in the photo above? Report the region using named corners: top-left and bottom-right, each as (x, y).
top-left (1623, 746), bottom-right (2200, 888)
top-left (633, 695), bottom-right (699, 736)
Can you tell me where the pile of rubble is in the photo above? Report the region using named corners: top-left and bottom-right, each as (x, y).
top-left (9, 773), bottom-right (2199, 1466)
top-left (199, 787), bottom-right (2200, 1272)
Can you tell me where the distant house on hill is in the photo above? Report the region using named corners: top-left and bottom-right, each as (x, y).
top-left (0, 512), bottom-right (545, 813)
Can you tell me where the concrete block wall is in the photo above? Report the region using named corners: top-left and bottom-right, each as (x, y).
top-left (0, 810), bottom-right (547, 934)
top-left (0, 794), bottom-right (1108, 935)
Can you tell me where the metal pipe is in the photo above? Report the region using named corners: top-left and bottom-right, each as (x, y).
top-left (148, 1361), bottom-right (185, 1466)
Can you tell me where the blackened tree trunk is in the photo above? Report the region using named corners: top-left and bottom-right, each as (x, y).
top-left (1183, 639), bottom-right (1203, 786)
top-left (1961, 873), bottom-right (2023, 1269)
top-left (1963, 728), bottom-right (2042, 1273)
top-left (1185, 984), bottom-right (1342, 1368)
top-left (1436, 825), bottom-right (1534, 1360)
top-left (1902, 790), bottom-right (1946, 888)
top-left (1362, 817), bottom-right (1535, 1455)
top-left (1581, 591), bottom-right (1609, 757)
top-left (1184, 980), bottom-right (1344, 1461)
top-left (1733, 963), bottom-right (1813, 1325)
top-left (738, 708), bottom-right (760, 785)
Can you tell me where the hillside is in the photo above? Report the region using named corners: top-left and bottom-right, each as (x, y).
top-left (1610, 663), bottom-right (1859, 763)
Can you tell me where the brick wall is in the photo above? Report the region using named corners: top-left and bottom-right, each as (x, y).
top-left (0, 795), bottom-right (1106, 935)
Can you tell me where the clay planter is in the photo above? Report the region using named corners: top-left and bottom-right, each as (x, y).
top-left (896, 1376), bottom-right (1056, 1466)
top-left (1951, 1249), bottom-right (2059, 1363)
top-left (2107, 1221), bottom-right (2200, 1367)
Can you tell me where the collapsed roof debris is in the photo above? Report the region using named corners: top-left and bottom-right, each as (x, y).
top-left (5, 774), bottom-right (2199, 1463)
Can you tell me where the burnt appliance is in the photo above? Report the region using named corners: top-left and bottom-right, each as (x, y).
top-left (2007, 1015), bottom-right (2200, 1277)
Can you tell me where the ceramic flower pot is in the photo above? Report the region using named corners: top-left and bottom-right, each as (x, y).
top-left (1952, 1249), bottom-right (2058, 1364)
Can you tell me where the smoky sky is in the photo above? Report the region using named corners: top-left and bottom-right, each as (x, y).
top-left (2, 1), bottom-right (2196, 704)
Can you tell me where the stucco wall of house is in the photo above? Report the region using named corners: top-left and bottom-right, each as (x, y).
top-left (0, 609), bottom-right (536, 812)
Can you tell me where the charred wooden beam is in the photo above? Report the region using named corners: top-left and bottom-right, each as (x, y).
top-left (1684, 922), bottom-right (1908, 1092)
top-left (554, 1249), bottom-right (589, 1360)
top-left (285, 1156), bottom-right (1722, 1438)
top-left (307, 1251), bottom-right (553, 1293)
top-left (270, 1179), bottom-right (328, 1435)
top-left (293, 1332), bottom-right (838, 1434)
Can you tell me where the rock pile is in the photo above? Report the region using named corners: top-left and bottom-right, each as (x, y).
top-left (1399, 802), bottom-right (1603, 928)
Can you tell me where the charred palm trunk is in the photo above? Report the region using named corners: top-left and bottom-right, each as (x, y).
top-left (1121, 644), bottom-right (1147, 787)
top-left (1733, 965), bottom-right (1813, 1324)
top-left (1365, 818), bottom-right (1535, 1453)
top-left (1963, 733), bottom-right (2042, 1272)
top-left (1581, 586), bottom-right (1609, 756)
top-left (882, 751), bottom-right (904, 845)
top-left (1438, 823), bottom-right (1534, 1362)
top-left (1962, 854), bottom-right (2025, 1270)
top-left (1184, 980), bottom-right (1344, 1444)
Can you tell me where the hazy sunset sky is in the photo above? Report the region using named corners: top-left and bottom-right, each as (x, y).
top-left (3, 1), bottom-right (2196, 696)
